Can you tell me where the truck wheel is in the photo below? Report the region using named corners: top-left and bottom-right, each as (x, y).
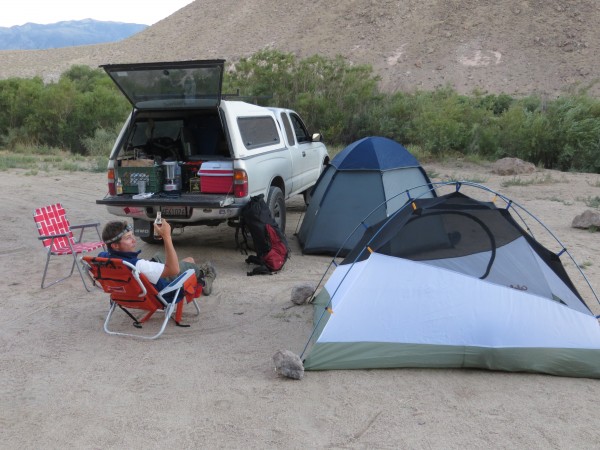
top-left (267, 186), bottom-right (286, 232)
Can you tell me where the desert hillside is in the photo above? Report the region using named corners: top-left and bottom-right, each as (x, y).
top-left (0, 0), bottom-right (598, 97)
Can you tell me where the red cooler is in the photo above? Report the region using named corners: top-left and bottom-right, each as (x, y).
top-left (199, 161), bottom-right (234, 194)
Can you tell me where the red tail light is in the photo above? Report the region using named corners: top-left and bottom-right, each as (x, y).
top-left (233, 169), bottom-right (248, 198)
top-left (108, 169), bottom-right (116, 196)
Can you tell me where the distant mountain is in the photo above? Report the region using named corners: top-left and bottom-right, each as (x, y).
top-left (0, 19), bottom-right (147, 50)
top-left (0, 0), bottom-right (599, 98)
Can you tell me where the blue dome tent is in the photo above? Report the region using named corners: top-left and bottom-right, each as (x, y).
top-left (298, 136), bottom-right (434, 256)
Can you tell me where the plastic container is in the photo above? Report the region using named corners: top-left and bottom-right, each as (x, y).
top-left (119, 166), bottom-right (163, 193)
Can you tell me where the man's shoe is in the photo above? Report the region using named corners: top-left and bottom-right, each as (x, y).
top-left (201, 261), bottom-right (217, 295)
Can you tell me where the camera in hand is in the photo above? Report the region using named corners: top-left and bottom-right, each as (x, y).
top-left (154, 212), bottom-right (163, 240)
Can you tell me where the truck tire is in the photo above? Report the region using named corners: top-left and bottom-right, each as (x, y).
top-left (267, 186), bottom-right (286, 232)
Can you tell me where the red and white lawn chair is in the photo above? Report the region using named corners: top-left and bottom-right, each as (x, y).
top-left (33, 203), bottom-right (105, 291)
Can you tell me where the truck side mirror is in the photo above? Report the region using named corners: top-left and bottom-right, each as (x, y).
top-left (312, 133), bottom-right (323, 142)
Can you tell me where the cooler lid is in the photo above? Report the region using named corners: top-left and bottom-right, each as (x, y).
top-left (199, 160), bottom-right (233, 176)
top-left (199, 161), bottom-right (233, 171)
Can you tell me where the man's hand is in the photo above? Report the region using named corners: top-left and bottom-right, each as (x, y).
top-left (156, 218), bottom-right (180, 278)
top-left (154, 217), bottom-right (172, 240)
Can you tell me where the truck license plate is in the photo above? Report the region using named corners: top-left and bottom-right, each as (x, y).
top-left (160, 206), bottom-right (189, 218)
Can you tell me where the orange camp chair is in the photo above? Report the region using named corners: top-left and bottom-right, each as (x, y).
top-left (82, 256), bottom-right (202, 339)
top-left (34, 203), bottom-right (106, 291)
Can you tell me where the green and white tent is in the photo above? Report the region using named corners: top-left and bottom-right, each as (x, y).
top-left (302, 187), bottom-right (600, 378)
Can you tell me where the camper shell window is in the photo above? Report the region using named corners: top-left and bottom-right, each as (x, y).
top-left (238, 116), bottom-right (280, 150)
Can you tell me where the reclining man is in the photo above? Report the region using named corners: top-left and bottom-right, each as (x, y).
top-left (99, 219), bottom-right (216, 295)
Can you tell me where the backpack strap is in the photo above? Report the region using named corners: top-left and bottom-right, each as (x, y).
top-left (235, 219), bottom-right (249, 255)
top-left (247, 265), bottom-right (274, 276)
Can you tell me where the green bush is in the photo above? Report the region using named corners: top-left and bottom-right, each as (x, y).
top-left (225, 50), bottom-right (381, 143)
top-left (0, 76), bottom-right (44, 138)
top-left (81, 126), bottom-right (118, 171)
top-left (0, 66), bottom-right (129, 154)
top-left (81, 126), bottom-right (118, 156)
top-left (2, 54), bottom-right (600, 174)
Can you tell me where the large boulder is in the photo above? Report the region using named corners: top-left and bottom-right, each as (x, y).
top-left (491, 157), bottom-right (536, 175)
top-left (572, 210), bottom-right (600, 229)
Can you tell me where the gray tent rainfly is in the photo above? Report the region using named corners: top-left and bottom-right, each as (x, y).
top-left (301, 183), bottom-right (600, 378)
top-left (297, 136), bottom-right (435, 257)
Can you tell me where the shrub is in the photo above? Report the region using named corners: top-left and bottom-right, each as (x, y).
top-left (0, 66), bottom-right (128, 153)
top-left (2, 55), bottom-right (600, 174)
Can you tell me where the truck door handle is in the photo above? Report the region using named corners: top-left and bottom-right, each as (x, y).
top-left (302, 151), bottom-right (306, 157)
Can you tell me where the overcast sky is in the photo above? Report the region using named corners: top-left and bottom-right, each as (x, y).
top-left (0, 0), bottom-right (195, 27)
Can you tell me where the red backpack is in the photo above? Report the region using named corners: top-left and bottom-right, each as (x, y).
top-left (262, 223), bottom-right (288, 271)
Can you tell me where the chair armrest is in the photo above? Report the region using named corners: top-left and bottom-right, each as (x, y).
top-left (159, 269), bottom-right (196, 304)
top-left (38, 232), bottom-right (69, 240)
top-left (71, 222), bottom-right (103, 244)
top-left (160, 269), bottom-right (195, 296)
top-left (71, 222), bottom-right (100, 230)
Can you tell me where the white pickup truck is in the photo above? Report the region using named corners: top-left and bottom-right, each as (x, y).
top-left (96, 60), bottom-right (329, 243)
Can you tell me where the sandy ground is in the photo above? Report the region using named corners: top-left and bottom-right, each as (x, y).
top-left (2, 161), bottom-right (600, 449)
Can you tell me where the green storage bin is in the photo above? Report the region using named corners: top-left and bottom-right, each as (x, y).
top-left (119, 166), bottom-right (163, 194)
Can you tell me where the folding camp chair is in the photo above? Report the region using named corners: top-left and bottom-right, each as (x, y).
top-left (33, 203), bottom-right (106, 292)
top-left (82, 256), bottom-right (202, 339)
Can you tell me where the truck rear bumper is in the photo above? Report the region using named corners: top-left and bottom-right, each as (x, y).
top-left (96, 193), bottom-right (242, 223)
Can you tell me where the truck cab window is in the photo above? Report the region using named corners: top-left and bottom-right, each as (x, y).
top-left (289, 113), bottom-right (309, 143)
top-left (280, 112), bottom-right (296, 146)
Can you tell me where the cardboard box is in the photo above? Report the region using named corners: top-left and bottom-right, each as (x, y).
top-left (199, 161), bottom-right (234, 194)
top-left (120, 159), bottom-right (155, 167)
